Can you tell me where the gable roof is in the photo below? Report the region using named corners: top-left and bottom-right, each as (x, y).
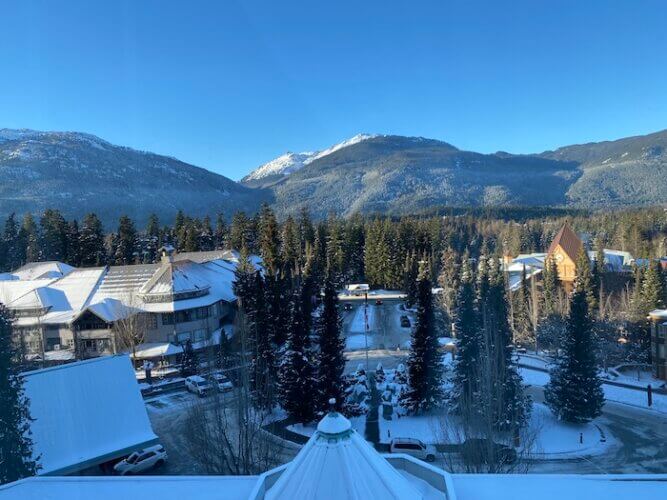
top-left (547, 224), bottom-right (584, 262)
top-left (22, 355), bottom-right (158, 475)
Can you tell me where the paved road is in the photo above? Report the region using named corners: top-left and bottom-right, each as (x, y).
top-left (341, 300), bottom-right (412, 355)
top-left (526, 385), bottom-right (667, 473)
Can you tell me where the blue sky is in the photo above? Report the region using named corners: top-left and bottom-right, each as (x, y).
top-left (2, 1), bottom-right (666, 180)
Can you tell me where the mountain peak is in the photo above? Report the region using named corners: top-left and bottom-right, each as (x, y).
top-left (242, 133), bottom-right (379, 184)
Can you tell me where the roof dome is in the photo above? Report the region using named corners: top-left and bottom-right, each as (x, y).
top-left (316, 411), bottom-right (352, 436)
top-left (266, 411), bottom-right (422, 500)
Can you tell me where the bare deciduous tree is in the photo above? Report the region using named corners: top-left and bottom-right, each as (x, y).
top-left (111, 293), bottom-right (149, 361)
top-left (182, 308), bottom-right (285, 475)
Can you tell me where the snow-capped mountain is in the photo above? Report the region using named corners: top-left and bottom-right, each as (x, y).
top-left (0, 128), bottom-right (265, 227)
top-left (242, 133), bottom-right (378, 186)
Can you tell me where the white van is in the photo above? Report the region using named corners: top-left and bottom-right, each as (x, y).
top-left (389, 438), bottom-right (436, 462)
top-left (185, 375), bottom-right (211, 397)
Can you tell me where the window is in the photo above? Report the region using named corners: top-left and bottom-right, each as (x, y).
top-left (162, 313), bottom-right (174, 325)
top-left (144, 314), bottom-right (157, 330)
top-left (659, 344), bottom-right (666, 360)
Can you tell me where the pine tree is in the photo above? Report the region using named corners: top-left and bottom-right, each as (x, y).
top-left (39, 209), bottom-right (68, 261)
top-left (144, 214), bottom-right (160, 263)
top-left (232, 247), bottom-right (257, 310)
top-left (214, 213), bottom-right (228, 250)
top-left (65, 220), bottom-right (82, 266)
top-left (19, 215), bottom-right (40, 264)
top-left (399, 263), bottom-right (444, 413)
top-left (279, 291), bottom-right (316, 423)
top-left (575, 248), bottom-right (598, 313)
top-left (343, 215), bottom-right (365, 282)
top-left (180, 339), bottom-right (199, 377)
top-left (316, 278), bottom-right (347, 414)
top-left (280, 216), bottom-right (300, 278)
top-left (79, 213), bottom-right (106, 266)
top-left (0, 303), bottom-right (39, 482)
top-left (481, 259), bottom-right (530, 429)
top-left (512, 266), bottom-right (532, 345)
top-left (403, 252), bottom-right (419, 308)
top-left (325, 216), bottom-right (345, 285)
top-left (1, 214), bottom-right (22, 271)
top-left (115, 215), bottom-right (137, 265)
top-left (541, 256), bottom-right (559, 317)
top-left (198, 216), bottom-right (214, 251)
top-left (258, 204), bottom-right (282, 276)
top-left (436, 246), bottom-right (459, 324)
top-left (250, 272), bottom-right (276, 411)
top-left (451, 258), bottom-right (482, 414)
top-left (544, 278), bottom-right (604, 423)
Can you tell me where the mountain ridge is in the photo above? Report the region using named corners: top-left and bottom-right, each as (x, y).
top-left (0, 128), bottom-right (266, 227)
top-left (1, 127), bottom-right (666, 225)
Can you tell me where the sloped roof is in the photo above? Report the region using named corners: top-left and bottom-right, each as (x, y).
top-left (266, 411), bottom-right (421, 500)
top-left (139, 259), bottom-right (210, 297)
top-left (22, 355), bottom-right (158, 475)
top-left (547, 224), bottom-right (583, 262)
top-left (12, 261), bottom-right (75, 280)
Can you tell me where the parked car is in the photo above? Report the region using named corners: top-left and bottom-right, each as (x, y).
top-left (209, 372), bottom-right (234, 392)
top-left (389, 438), bottom-right (436, 462)
top-left (375, 299), bottom-right (383, 306)
top-left (460, 438), bottom-right (517, 466)
top-left (400, 315), bottom-right (411, 328)
top-left (113, 444), bottom-right (167, 475)
top-left (343, 303), bottom-right (353, 311)
top-left (185, 375), bottom-right (211, 397)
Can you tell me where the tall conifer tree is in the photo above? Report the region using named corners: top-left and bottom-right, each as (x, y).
top-left (400, 262), bottom-right (444, 413)
top-left (0, 304), bottom-right (39, 483)
top-left (544, 273), bottom-right (604, 423)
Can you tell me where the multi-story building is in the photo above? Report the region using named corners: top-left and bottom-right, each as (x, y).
top-left (0, 248), bottom-right (260, 365)
top-left (649, 309), bottom-right (667, 380)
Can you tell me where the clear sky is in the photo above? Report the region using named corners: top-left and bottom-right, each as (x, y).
top-left (2, 0), bottom-right (667, 180)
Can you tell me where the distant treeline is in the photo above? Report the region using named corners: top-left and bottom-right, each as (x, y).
top-left (0, 205), bottom-right (665, 284)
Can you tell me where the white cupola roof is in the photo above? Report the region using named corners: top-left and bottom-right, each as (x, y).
top-left (265, 409), bottom-right (422, 499)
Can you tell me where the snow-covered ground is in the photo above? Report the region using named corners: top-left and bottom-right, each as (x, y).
top-left (287, 415), bottom-right (366, 438)
top-left (520, 366), bottom-right (667, 414)
top-left (377, 403), bottom-right (610, 458)
top-left (346, 334), bottom-right (371, 350)
top-left (529, 404), bottom-right (610, 458)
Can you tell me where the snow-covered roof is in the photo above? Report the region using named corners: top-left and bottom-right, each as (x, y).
top-left (0, 261), bottom-right (75, 281)
top-left (0, 476), bottom-right (259, 500)
top-left (266, 411), bottom-right (422, 499)
top-left (449, 474), bottom-right (667, 500)
top-left (588, 250), bottom-right (629, 272)
top-left (0, 250), bottom-right (262, 325)
top-left (132, 341), bottom-right (184, 359)
top-left (22, 355), bottom-right (158, 475)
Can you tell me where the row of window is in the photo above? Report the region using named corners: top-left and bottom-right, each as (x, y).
top-left (175, 329), bottom-right (208, 345)
top-left (162, 303), bottom-right (225, 325)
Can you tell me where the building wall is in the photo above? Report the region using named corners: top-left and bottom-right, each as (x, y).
top-left (11, 299), bottom-right (236, 363)
top-left (651, 320), bottom-right (667, 381)
top-left (550, 244), bottom-right (577, 282)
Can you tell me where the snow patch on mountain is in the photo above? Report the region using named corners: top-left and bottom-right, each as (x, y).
top-left (245, 133), bottom-right (379, 181)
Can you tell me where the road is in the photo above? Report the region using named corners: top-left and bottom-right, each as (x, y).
top-left (340, 299), bottom-right (413, 373)
top-left (526, 385), bottom-right (667, 473)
